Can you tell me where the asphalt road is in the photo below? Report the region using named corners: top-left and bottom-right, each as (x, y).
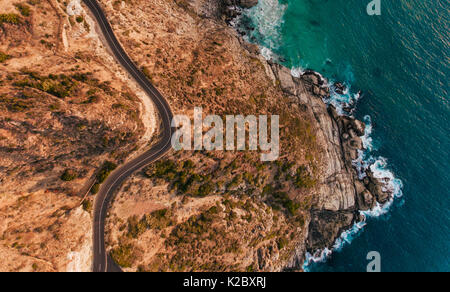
top-left (82, 0), bottom-right (174, 272)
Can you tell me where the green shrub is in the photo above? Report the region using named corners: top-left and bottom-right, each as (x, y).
top-left (0, 14), bottom-right (22, 25)
top-left (127, 209), bottom-right (175, 238)
top-left (141, 66), bottom-right (153, 82)
top-left (110, 244), bottom-right (136, 268)
top-left (294, 166), bottom-right (316, 189)
top-left (15, 3), bottom-right (31, 17)
top-left (60, 169), bottom-right (78, 181)
top-left (3, 96), bottom-right (29, 112)
top-left (195, 182), bottom-right (215, 197)
top-left (75, 16), bottom-right (84, 23)
top-left (127, 215), bottom-right (147, 239)
top-left (0, 52), bottom-right (11, 63)
top-left (270, 191), bottom-right (301, 216)
top-left (82, 199), bottom-right (93, 213)
top-left (277, 237), bottom-right (288, 250)
top-left (13, 72), bottom-right (76, 98)
top-left (91, 183), bottom-right (100, 194)
top-left (148, 160), bottom-right (178, 179)
top-left (96, 161), bottom-right (117, 183)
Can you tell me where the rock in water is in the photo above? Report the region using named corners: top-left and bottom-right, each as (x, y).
top-left (334, 82), bottom-right (346, 95)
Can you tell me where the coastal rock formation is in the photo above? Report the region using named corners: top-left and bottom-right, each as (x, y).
top-left (258, 57), bottom-right (390, 256)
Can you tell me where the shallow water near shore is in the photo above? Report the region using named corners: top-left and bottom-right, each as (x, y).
top-left (240, 0), bottom-right (450, 271)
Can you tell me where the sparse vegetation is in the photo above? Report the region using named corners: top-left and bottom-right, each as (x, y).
top-left (1, 93), bottom-right (31, 112)
top-left (0, 52), bottom-right (12, 63)
top-left (91, 161), bottom-right (117, 194)
top-left (60, 169), bottom-right (78, 181)
top-left (15, 3), bottom-right (31, 17)
top-left (277, 237), bottom-right (288, 250)
top-left (110, 243), bottom-right (137, 268)
top-left (141, 66), bottom-right (153, 82)
top-left (126, 208), bottom-right (176, 239)
top-left (13, 72), bottom-right (77, 99)
top-left (0, 13), bottom-right (22, 25)
top-left (144, 159), bottom-right (217, 198)
top-left (96, 161), bottom-right (117, 183)
top-left (293, 165), bottom-right (316, 189)
top-left (82, 199), bottom-right (93, 213)
top-left (263, 184), bottom-right (301, 216)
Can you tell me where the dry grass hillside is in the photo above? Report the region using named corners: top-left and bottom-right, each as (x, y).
top-left (0, 0), bottom-right (154, 271)
top-left (99, 0), bottom-right (324, 271)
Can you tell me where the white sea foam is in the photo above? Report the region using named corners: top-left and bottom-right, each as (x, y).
top-left (260, 46), bottom-right (277, 61)
top-left (242, 0), bottom-right (287, 51)
top-left (353, 116), bottom-right (374, 179)
top-left (303, 248), bottom-right (332, 268)
top-left (291, 67), bottom-right (305, 78)
top-left (370, 158), bottom-right (404, 199)
top-left (361, 115), bottom-right (374, 150)
top-left (323, 82), bottom-right (362, 115)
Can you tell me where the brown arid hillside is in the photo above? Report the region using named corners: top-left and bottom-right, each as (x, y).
top-left (0, 0), bottom-right (156, 271)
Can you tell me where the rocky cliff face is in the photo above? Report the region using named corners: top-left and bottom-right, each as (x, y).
top-left (221, 0), bottom-right (390, 263)
top-left (238, 45), bottom-right (390, 264)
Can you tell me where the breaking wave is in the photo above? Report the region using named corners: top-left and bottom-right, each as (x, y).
top-left (239, 0), bottom-right (287, 51)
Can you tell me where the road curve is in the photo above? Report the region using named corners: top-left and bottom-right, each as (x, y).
top-left (82, 0), bottom-right (174, 272)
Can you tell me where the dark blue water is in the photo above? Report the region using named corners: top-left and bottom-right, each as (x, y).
top-left (241, 0), bottom-right (450, 271)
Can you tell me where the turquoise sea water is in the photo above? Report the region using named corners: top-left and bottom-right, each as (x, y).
top-left (239, 0), bottom-right (449, 271)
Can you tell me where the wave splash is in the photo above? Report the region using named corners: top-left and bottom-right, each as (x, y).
top-left (236, 0), bottom-right (287, 52)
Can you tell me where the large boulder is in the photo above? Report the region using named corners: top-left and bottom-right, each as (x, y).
top-left (355, 181), bottom-right (376, 210)
top-left (333, 82), bottom-right (346, 95)
top-left (365, 172), bottom-right (390, 204)
top-left (307, 210), bottom-right (354, 251)
top-left (351, 119), bottom-right (366, 137)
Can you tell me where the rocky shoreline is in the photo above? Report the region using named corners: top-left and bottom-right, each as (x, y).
top-left (222, 0), bottom-right (393, 269)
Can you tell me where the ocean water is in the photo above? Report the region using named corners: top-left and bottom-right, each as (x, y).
top-left (239, 0), bottom-right (450, 272)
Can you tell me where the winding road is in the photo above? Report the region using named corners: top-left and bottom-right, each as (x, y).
top-left (82, 0), bottom-right (174, 272)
